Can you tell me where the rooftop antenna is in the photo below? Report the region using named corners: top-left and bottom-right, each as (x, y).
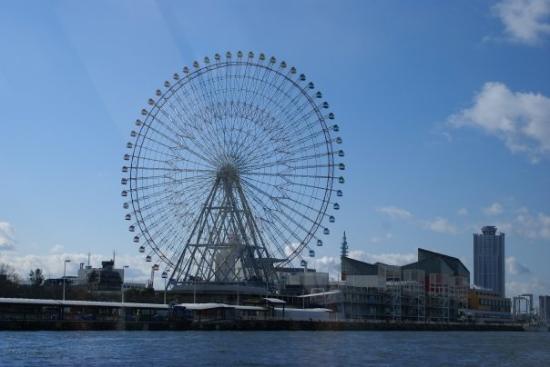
top-left (340, 231), bottom-right (349, 258)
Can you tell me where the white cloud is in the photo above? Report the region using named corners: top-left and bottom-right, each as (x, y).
top-left (484, 202), bottom-right (504, 216)
top-left (475, 207), bottom-right (550, 240)
top-left (315, 255), bottom-right (341, 277)
top-left (347, 250), bottom-right (416, 266)
top-left (424, 217), bottom-right (458, 234)
top-left (495, 222), bottom-right (513, 233)
top-left (506, 256), bottom-right (531, 275)
top-left (369, 233), bottom-right (393, 244)
top-left (517, 206), bottom-right (530, 214)
top-left (315, 250), bottom-right (416, 279)
top-left (448, 82), bottom-right (550, 162)
top-left (376, 206), bottom-right (413, 220)
top-left (457, 208), bottom-right (469, 216)
top-left (507, 277), bottom-right (550, 297)
top-left (364, 252), bottom-right (416, 266)
top-left (0, 251), bottom-right (153, 283)
top-left (0, 222), bottom-right (16, 251)
top-left (493, 0), bottom-right (550, 45)
top-left (49, 244), bottom-right (65, 254)
top-left (284, 243), bottom-right (300, 258)
top-left (515, 210), bottom-right (550, 239)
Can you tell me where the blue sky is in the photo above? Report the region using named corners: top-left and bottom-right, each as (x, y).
top-left (0, 0), bottom-right (549, 295)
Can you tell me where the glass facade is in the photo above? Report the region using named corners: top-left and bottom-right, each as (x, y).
top-left (473, 226), bottom-right (505, 297)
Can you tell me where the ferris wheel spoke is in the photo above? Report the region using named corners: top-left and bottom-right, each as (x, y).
top-left (186, 109), bottom-right (232, 163)
top-left (153, 107), bottom-right (197, 143)
top-left (252, 82), bottom-right (304, 133)
top-left (152, 219), bottom-right (189, 255)
top-left (168, 104), bottom-right (222, 165)
top-left (144, 219), bottom-right (176, 251)
top-left (137, 203), bottom-right (181, 226)
top-left (132, 132), bottom-right (176, 156)
top-left (264, 209), bottom-right (306, 252)
top-left (241, 177), bottom-right (320, 231)
top-left (162, 104), bottom-right (211, 152)
top-left (132, 167), bottom-right (215, 175)
top-left (245, 171), bottom-right (335, 180)
top-left (168, 88), bottom-right (210, 134)
top-left (141, 115), bottom-right (189, 149)
top-left (132, 177), bottom-right (209, 205)
top-left (241, 174), bottom-right (338, 202)
top-left (135, 193), bottom-right (176, 212)
top-left (242, 122), bottom-right (304, 160)
top-left (273, 183), bottom-right (330, 204)
top-left (130, 155), bottom-right (178, 167)
top-left (241, 176), bottom-right (327, 208)
top-left (234, 138), bottom-right (276, 167)
top-left (141, 214), bottom-right (194, 250)
top-left (257, 88), bottom-right (309, 129)
top-left (241, 115), bottom-right (285, 155)
top-left (245, 193), bottom-right (285, 255)
top-left (282, 117), bottom-right (326, 144)
top-left (278, 141), bottom-right (333, 162)
top-left (243, 160), bottom-right (335, 174)
top-left (128, 174), bottom-right (212, 193)
top-left (133, 144), bottom-right (180, 161)
top-left (158, 112), bottom-right (222, 165)
top-left (189, 83), bottom-right (231, 161)
top-left (232, 119), bottom-right (275, 156)
top-left (242, 155), bottom-right (332, 172)
top-left (138, 183), bottom-right (208, 214)
top-left (275, 129), bottom-right (330, 154)
top-left (184, 73), bottom-right (215, 123)
top-left (279, 194), bottom-right (332, 223)
top-left (276, 178), bottom-right (337, 193)
top-left (238, 146), bottom-right (288, 169)
top-left (167, 187), bottom-right (216, 207)
top-left (242, 187), bottom-right (294, 259)
top-left (144, 211), bottom-right (192, 242)
top-left (124, 53), bottom-right (342, 282)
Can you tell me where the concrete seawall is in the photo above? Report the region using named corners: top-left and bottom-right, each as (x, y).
top-left (0, 320), bottom-right (524, 332)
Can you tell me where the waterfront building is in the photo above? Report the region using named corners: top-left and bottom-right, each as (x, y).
top-left (403, 249), bottom-right (470, 321)
top-left (460, 286), bottom-right (513, 323)
top-left (512, 294), bottom-right (534, 321)
top-left (540, 295), bottom-right (550, 322)
top-left (43, 276), bottom-right (77, 287)
top-left (74, 259), bottom-right (124, 291)
top-left (0, 297), bottom-right (330, 328)
top-left (467, 286), bottom-right (511, 324)
top-left (468, 287), bottom-right (511, 313)
top-left (319, 248), bottom-right (469, 321)
top-left (473, 226), bottom-right (505, 297)
top-left (123, 282), bottom-right (147, 290)
top-left (341, 257), bottom-right (400, 287)
top-left (277, 268), bottom-right (329, 295)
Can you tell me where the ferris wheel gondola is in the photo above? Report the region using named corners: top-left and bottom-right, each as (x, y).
top-left (122, 51), bottom-right (345, 287)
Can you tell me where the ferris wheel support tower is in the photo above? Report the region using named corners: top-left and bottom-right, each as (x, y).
top-left (120, 51), bottom-right (345, 293)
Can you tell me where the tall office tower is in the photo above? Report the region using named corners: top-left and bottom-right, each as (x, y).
top-left (540, 296), bottom-right (550, 322)
top-left (473, 226), bottom-right (505, 297)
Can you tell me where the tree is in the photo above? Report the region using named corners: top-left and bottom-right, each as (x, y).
top-left (0, 263), bottom-right (20, 284)
top-left (29, 268), bottom-right (44, 286)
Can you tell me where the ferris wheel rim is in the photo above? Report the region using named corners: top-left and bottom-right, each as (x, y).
top-left (122, 52), bottom-right (344, 275)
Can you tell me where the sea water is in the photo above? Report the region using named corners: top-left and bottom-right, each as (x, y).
top-left (1, 331), bottom-right (549, 366)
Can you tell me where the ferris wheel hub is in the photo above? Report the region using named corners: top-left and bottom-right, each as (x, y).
top-left (217, 163), bottom-right (239, 182)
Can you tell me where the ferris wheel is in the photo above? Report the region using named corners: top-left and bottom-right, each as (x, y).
top-left (121, 51), bottom-right (344, 287)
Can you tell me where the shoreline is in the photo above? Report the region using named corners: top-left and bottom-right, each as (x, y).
top-left (0, 320), bottom-right (525, 332)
